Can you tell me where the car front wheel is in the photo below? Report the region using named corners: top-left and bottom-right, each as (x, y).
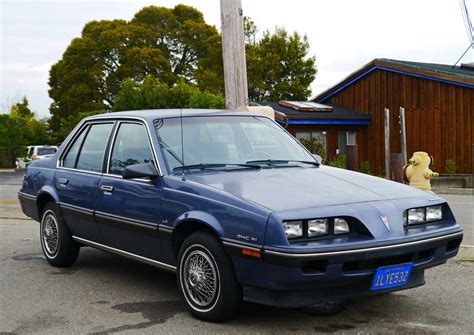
top-left (40, 202), bottom-right (79, 267)
top-left (177, 231), bottom-right (242, 322)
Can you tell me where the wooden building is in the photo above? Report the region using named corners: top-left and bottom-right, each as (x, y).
top-left (306, 58), bottom-right (474, 174)
top-left (258, 101), bottom-right (371, 161)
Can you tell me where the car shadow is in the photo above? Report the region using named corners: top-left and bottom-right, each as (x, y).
top-left (62, 246), bottom-right (420, 332)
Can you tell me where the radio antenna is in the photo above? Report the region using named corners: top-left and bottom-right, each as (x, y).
top-left (453, 0), bottom-right (474, 67)
top-left (180, 108), bottom-right (185, 181)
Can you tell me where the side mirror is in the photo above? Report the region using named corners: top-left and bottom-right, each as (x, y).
top-left (312, 154), bottom-right (322, 164)
top-left (122, 162), bottom-right (160, 180)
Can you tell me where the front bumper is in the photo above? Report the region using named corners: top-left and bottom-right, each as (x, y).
top-left (244, 270), bottom-right (425, 308)
top-left (228, 230), bottom-right (463, 308)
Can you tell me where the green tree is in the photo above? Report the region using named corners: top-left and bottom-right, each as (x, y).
top-left (0, 97), bottom-right (51, 167)
top-left (189, 91), bottom-right (225, 109)
top-left (54, 110), bottom-right (105, 143)
top-left (10, 97), bottom-right (35, 119)
top-left (243, 17), bottom-right (258, 46)
top-left (48, 5), bottom-right (221, 131)
top-left (6, 97), bottom-right (50, 145)
top-left (114, 75), bottom-right (224, 112)
top-left (246, 27), bottom-right (317, 102)
top-left (49, 7), bottom-right (317, 130)
top-left (0, 115), bottom-right (25, 148)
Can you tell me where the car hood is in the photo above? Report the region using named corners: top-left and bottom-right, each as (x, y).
top-left (185, 166), bottom-right (432, 212)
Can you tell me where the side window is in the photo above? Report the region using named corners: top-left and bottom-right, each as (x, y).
top-left (63, 126), bottom-right (88, 168)
top-left (109, 123), bottom-right (154, 176)
top-left (75, 123), bottom-right (114, 172)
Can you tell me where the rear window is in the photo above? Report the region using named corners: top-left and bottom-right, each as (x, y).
top-left (37, 147), bottom-right (57, 155)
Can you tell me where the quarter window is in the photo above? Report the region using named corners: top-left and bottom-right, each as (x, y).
top-left (75, 123), bottom-right (114, 172)
top-left (108, 123), bottom-right (154, 175)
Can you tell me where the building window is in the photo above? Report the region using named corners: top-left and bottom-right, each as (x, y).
top-left (296, 131), bottom-right (327, 148)
top-left (296, 131), bottom-right (326, 158)
top-left (338, 131), bottom-right (357, 155)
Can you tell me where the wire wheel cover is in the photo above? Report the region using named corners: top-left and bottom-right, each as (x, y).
top-left (42, 213), bottom-right (59, 255)
top-left (182, 249), bottom-right (218, 307)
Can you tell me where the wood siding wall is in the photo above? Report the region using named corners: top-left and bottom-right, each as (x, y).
top-left (287, 125), bottom-right (368, 163)
top-left (328, 69), bottom-right (474, 174)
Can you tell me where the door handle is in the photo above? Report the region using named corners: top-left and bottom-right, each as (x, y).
top-left (101, 185), bottom-right (114, 193)
top-left (58, 178), bottom-right (68, 185)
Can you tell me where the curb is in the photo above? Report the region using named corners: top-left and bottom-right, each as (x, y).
top-left (433, 188), bottom-right (473, 196)
top-left (0, 169), bottom-right (16, 173)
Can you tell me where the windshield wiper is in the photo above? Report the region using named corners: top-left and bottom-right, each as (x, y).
top-left (173, 163), bottom-right (261, 172)
top-left (246, 159), bottom-right (320, 167)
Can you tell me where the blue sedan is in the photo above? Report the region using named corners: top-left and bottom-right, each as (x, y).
top-left (18, 109), bottom-right (463, 322)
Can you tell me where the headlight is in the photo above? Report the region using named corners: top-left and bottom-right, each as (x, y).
top-left (334, 218), bottom-right (350, 234)
top-left (407, 208), bottom-right (425, 225)
top-left (406, 205), bottom-right (444, 226)
top-left (426, 205), bottom-right (442, 221)
top-left (308, 219), bottom-right (328, 237)
top-left (283, 221), bottom-right (303, 239)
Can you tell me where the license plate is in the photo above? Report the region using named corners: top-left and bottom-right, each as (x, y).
top-left (371, 263), bottom-right (413, 291)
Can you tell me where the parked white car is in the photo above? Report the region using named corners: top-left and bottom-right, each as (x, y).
top-left (16, 145), bottom-right (58, 169)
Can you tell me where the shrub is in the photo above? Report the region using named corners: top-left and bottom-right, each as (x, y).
top-left (189, 91), bottom-right (225, 109)
top-left (114, 76), bottom-right (225, 112)
top-left (298, 138), bottom-right (326, 162)
top-left (359, 161), bottom-right (373, 175)
top-left (444, 159), bottom-right (457, 174)
top-left (328, 154), bottom-right (346, 168)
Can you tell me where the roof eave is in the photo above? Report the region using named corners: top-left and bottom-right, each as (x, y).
top-left (287, 114), bottom-right (371, 120)
top-left (312, 58), bottom-right (474, 103)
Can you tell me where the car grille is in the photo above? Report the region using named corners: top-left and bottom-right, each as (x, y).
top-left (342, 248), bottom-right (435, 273)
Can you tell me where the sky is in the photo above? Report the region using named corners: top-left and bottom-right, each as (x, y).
top-left (1, 0), bottom-right (473, 117)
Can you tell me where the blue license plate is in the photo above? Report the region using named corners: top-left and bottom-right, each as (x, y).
top-left (371, 263), bottom-right (413, 291)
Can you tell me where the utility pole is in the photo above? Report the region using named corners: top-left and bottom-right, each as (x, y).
top-left (399, 107), bottom-right (407, 166)
top-left (220, 0), bottom-right (248, 110)
top-left (384, 108), bottom-right (390, 179)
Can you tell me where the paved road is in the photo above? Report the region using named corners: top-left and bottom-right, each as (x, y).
top-left (1, 171), bottom-right (473, 334)
top-left (442, 194), bottom-right (473, 246)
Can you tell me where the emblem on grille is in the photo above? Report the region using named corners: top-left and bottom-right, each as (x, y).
top-left (380, 216), bottom-right (391, 231)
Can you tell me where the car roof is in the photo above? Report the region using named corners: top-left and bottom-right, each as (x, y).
top-left (85, 109), bottom-right (264, 122)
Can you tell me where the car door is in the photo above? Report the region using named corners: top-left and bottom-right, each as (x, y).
top-left (95, 121), bottom-right (162, 259)
top-left (56, 121), bottom-right (114, 242)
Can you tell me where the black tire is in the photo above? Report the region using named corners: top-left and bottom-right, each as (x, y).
top-left (40, 202), bottom-right (79, 267)
top-left (177, 231), bottom-right (242, 322)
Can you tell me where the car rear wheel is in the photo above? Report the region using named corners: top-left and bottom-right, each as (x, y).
top-left (40, 202), bottom-right (79, 267)
top-left (177, 231), bottom-right (242, 322)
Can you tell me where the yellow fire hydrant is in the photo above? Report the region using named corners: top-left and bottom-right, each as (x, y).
top-left (404, 152), bottom-right (439, 191)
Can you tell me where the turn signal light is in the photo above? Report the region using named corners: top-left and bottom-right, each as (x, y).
top-left (242, 248), bottom-right (261, 258)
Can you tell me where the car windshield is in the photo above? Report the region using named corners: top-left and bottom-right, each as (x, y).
top-left (37, 147), bottom-right (57, 155)
top-left (156, 116), bottom-right (316, 173)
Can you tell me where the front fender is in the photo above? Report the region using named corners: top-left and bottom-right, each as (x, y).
top-left (173, 210), bottom-right (224, 236)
